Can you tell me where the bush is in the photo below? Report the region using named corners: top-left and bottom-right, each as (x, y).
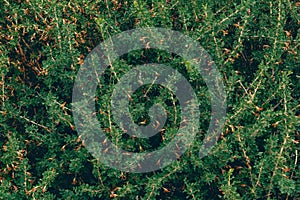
top-left (0, 0), bottom-right (299, 199)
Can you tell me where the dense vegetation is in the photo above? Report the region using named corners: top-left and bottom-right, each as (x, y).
top-left (0, 0), bottom-right (299, 199)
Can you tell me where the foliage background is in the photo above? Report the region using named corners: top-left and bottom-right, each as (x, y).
top-left (0, 0), bottom-right (299, 199)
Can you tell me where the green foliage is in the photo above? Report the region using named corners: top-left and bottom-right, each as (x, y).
top-left (0, 0), bottom-right (299, 199)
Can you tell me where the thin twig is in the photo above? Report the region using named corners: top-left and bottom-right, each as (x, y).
top-left (20, 116), bottom-right (52, 132)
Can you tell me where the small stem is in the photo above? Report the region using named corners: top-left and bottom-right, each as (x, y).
top-left (1, 71), bottom-right (4, 108)
top-left (20, 116), bottom-right (52, 132)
